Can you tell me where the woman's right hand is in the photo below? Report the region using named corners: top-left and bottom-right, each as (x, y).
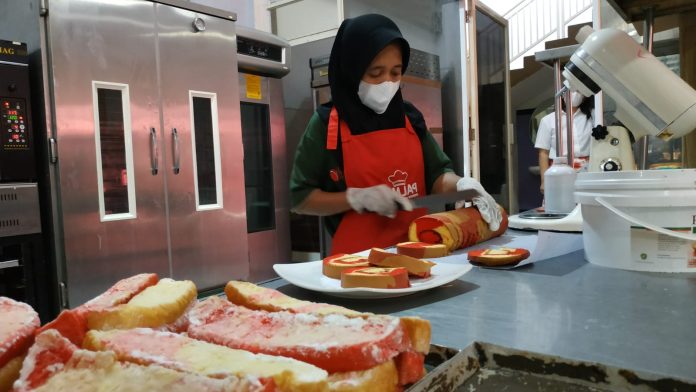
top-left (346, 185), bottom-right (412, 218)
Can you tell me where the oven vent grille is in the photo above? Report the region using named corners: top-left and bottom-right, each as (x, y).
top-left (0, 219), bottom-right (20, 227)
top-left (0, 193), bottom-right (18, 201)
top-left (0, 184), bottom-right (41, 237)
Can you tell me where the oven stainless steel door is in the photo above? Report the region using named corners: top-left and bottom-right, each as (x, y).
top-left (239, 74), bottom-right (290, 280)
top-left (157, 4), bottom-right (249, 289)
top-left (46, 0), bottom-right (170, 306)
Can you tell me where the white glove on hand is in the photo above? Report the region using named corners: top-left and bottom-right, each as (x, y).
top-left (456, 177), bottom-right (502, 232)
top-left (346, 185), bottom-right (413, 219)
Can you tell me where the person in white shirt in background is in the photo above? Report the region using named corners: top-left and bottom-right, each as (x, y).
top-left (534, 92), bottom-right (594, 193)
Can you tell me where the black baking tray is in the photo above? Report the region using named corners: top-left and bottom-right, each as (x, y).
top-left (407, 342), bottom-right (696, 392)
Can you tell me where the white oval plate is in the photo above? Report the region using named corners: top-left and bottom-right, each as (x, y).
top-left (273, 261), bottom-right (472, 299)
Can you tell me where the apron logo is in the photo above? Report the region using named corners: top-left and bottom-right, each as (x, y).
top-left (329, 168), bottom-right (341, 183)
top-left (388, 170), bottom-right (418, 198)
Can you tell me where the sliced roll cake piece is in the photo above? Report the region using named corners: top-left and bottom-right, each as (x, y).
top-left (395, 242), bottom-right (448, 258)
top-left (368, 248), bottom-right (436, 278)
top-left (341, 267), bottom-right (410, 289)
top-left (468, 247), bottom-right (530, 267)
top-left (321, 254), bottom-right (370, 279)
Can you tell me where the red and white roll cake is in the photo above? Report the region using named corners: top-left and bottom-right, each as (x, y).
top-left (341, 267), bottom-right (411, 289)
top-left (408, 206), bottom-right (508, 252)
top-left (322, 253), bottom-right (370, 279)
top-left (396, 242), bottom-right (449, 259)
top-left (368, 248), bottom-right (436, 278)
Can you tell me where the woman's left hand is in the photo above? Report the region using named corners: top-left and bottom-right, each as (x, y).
top-left (455, 177), bottom-right (502, 231)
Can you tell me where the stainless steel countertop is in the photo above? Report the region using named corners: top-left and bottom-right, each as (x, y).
top-left (263, 243), bottom-right (696, 381)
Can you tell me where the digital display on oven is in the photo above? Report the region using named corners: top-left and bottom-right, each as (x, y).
top-left (237, 37), bottom-right (283, 62)
top-left (2, 98), bottom-right (28, 149)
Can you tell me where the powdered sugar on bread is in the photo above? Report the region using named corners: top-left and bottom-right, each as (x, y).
top-left (188, 301), bottom-right (408, 373)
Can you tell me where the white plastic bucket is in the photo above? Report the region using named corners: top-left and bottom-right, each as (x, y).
top-left (575, 169), bottom-right (696, 272)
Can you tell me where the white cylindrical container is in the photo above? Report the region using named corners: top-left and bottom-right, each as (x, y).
top-left (544, 157), bottom-right (577, 213)
top-left (575, 169), bottom-right (696, 272)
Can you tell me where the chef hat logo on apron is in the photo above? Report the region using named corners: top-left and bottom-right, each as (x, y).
top-left (388, 169), bottom-right (418, 198)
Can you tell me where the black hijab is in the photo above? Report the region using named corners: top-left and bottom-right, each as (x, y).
top-left (328, 14), bottom-right (410, 135)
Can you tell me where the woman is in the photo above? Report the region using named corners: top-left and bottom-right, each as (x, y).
top-left (290, 14), bottom-right (500, 255)
top-left (534, 92), bottom-right (594, 193)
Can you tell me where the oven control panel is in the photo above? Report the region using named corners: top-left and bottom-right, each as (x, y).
top-left (2, 98), bottom-right (28, 150)
top-left (0, 41), bottom-right (36, 182)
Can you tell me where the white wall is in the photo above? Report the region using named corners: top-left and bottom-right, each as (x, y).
top-left (343, 0), bottom-right (442, 53)
top-left (479, 0), bottom-right (520, 16)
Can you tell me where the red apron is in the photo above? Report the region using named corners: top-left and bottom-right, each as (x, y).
top-left (326, 107), bottom-right (427, 255)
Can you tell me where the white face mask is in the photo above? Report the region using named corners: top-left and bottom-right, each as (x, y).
top-left (357, 80), bottom-right (400, 114)
top-left (571, 91), bottom-right (584, 108)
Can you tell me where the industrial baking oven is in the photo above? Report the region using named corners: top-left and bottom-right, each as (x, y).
top-left (1, 0), bottom-right (250, 310)
top-left (0, 39), bottom-right (53, 319)
top-left (236, 26), bottom-right (292, 281)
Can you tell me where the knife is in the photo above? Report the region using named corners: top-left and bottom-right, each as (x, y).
top-left (406, 189), bottom-right (481, 212)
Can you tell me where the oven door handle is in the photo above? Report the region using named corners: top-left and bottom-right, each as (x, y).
top-left (149, 127), bottom-right (159, 175)
top-left (172, 128), bottom-right (180, 175)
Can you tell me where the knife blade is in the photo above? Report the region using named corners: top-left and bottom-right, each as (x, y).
top-left (407, 189), bottom-right (481, 211)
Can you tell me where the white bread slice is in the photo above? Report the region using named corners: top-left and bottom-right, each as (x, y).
top-left (84, 328), bottom-right (328, 392)
top-left (187, 297), bottom-right (409, 389)
top-left (187, 296), bottom-right (231, 327)
top-left (87, 278), bottom-right (197, 330)
top-left (223, 281), bottom-right (431, 354)
top-left (14, 330), bottom-right (267, 392)
top-left (327, 359), bottom-right (398, 392)
top-left (0, 297), bottom-right (40, 369)
top-left (26, 354), bottom-right (259, 392)
top-left (79, 273), bottom-right (159, 313)
top-left (399, 317), bottom-right (431, 355)
top-left (0, 355), bottom-right (23, 392)
top-left (187, 300), bottom-right (408, 374)
top-left (225, 281), bottom-right (364, 317)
